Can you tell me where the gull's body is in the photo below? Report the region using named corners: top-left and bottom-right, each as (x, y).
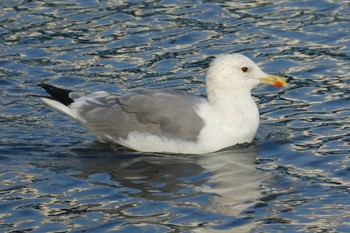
top-left (39, 54), bottom-right (286, 154)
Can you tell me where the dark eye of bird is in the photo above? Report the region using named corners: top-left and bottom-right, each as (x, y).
top-left (241, 67), bottom-right (249, 72)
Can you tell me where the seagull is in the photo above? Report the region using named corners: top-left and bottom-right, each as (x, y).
top-left (38, 53), bottom-right (287, 154)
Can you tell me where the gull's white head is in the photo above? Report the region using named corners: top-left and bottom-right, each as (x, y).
top-left (206, 53), bottom-right (287, 95)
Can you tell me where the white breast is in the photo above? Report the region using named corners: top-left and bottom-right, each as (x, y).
top-left (195, 99), bottom-right (259, 153)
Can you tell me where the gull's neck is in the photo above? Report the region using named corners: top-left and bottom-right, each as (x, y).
top-left (206, 84), bottom-right (260, 138)
top-left (203, 67), bottom-right (261, 145)
top-left (207, 88), bottom-right (257, 115)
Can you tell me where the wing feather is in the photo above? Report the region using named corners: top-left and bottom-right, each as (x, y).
top-left (119, 89), bottom-right (205, 140)
top-left (73, 89), bottom-right (205, 141)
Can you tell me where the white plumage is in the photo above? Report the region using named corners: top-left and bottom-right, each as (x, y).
top-left (40, 53), bottom-right (286, 154)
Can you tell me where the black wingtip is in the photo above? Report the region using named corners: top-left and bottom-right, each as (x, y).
top-left (38, 83), bottom-right (74, 106)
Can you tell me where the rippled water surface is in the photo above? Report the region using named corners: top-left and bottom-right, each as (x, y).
top-left (1, 0), bottom-right (350, 232)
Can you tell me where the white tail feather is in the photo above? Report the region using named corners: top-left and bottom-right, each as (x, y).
top-left (41, 98), bottom-right (76, 119)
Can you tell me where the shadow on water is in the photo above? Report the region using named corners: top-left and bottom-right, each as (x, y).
top-left (58, 143), bottom-right (269, 232)
top-left (0, 123), bottom-right (283, 232)
top-left (0, 141), bottom-right (269, 232)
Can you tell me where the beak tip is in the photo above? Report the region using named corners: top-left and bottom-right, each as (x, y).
top-left (260, 74), bottom-right (287, 88)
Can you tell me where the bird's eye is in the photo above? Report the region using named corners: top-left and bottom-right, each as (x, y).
top-left (241, 67), bottom-right (249, 72)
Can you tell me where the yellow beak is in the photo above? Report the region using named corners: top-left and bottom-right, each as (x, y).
top-left (259, 74), bottom-right (287, 88)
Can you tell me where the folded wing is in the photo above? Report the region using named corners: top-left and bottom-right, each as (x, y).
top-left (73, 89), bottom-right (205, 142)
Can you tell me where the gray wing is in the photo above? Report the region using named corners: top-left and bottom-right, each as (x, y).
top-left (74, 89), bottom-right (205, 141)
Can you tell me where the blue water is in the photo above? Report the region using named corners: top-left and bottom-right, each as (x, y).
top-left (1, 0), bottom-right (350, 232)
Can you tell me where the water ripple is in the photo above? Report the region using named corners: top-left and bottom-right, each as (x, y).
top-left (1, 0), bottom-right (350, 232)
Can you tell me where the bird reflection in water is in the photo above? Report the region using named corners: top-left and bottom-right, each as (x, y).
top-left (69, 144), bottom-right (269, 232)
